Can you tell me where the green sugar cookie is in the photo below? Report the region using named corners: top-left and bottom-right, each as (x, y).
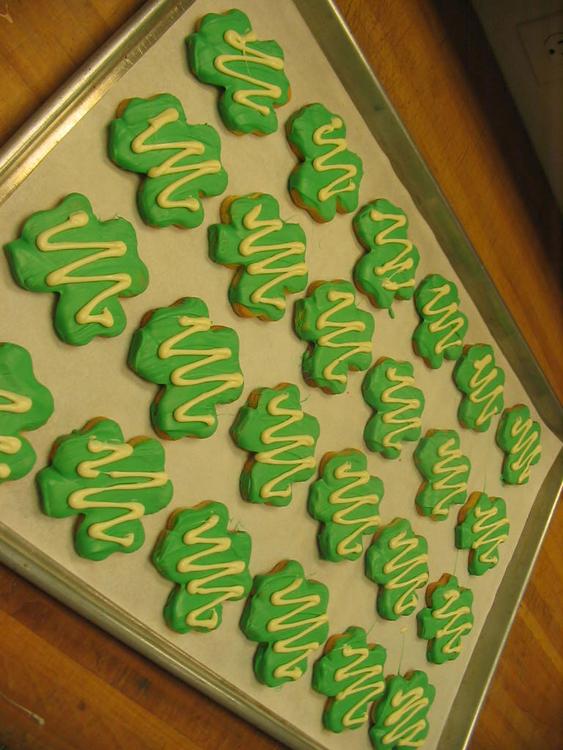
top-left (453, 344), bottom-right (505, 432)
top-left (455, 491), bottom-right (509, 576)
top-left (496, 404), bottom-right (541, 485)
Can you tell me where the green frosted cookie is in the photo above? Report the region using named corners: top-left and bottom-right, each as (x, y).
top-left (38, 418), bottom-right (173, 561)
top-left (413, 274), bottom-right (468, 368)
top-left (5, 193), bottom-right (148, 346)
top-left (231, 383), bottom-right (319, 506)
top-left (453, 344), bottom-right (505, 432)
top-left (152, 501), bottom-right (252, 633)
top-left (187, 9), bottom-right (290, 135)
top-left (0, 343), bottom-right (53, 483)
top-left (362, 358), bottom-right (425, 459)
top-left (240, 559), bottom-right (329, 687)
top-left (312, 625), bottom-right (386, 733)
top-left (108, 93), bottom-right (227, 228)
top-left (455, 491), bottom-right (509, 576)
top-left (496, 404), bottom-right (542, 485)
top-left (208, 192), bottom-right (307, 320)
top-left (294, 280), bottom-right (374, 394)
top-left (286, 103), bottom-right (363, 223)
top-left (413, 429), bottom-right (471, 521)
top-left (353, 198), bottom-right (420, 313)
top-left (417, 574), bottom-right (474, 664)
top-left (308, 449), bottom-right (383, 562)
top-left (129, 297), bottom-right (244, 440)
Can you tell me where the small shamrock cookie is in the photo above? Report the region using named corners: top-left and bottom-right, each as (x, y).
top-left (496, 404), bottom-right (542, 485)
top-left (0, 343), bottom-right (53, 483)
top-left (38, 418), bottom-right (173, 561)
top-left (109, 93), bottom-right (227, 228)
top-left (312, 625), bottom-right (386, 732)
top-left (186, 9), bottom-right (290, 135)
top-left (417, 574), bottom-right (474, 664)
top-left (362, 358), bottom-right (425, 459)
top-left (231, 383), bottom-right (319, 506)
top-left (152, 501), bottom-right (252, 633)
top-left (453, 344), bottom-right (505, 432)
top-left (294, 280), bottom-right (374, 394)
top-left (369, 670), bottom-right (435, 750)
top-left (5, 193), bottom-right (148, 346)
top-left (353, 198), bottom-right (420, 314)
top-left (240, 559), bottom-right (329, 687)
top-left (286, 103), bottom-right (363, 222)
top-left (413, 274), bottom-right (468, 368)
top-left (455, 491), bottom-right (509, 576)
top-left (308, 449), bottom-right (383, 562)
top-left (129, 297), bottom-right (244, 440)
top-left (365, 518), bottom-right (429, 621)
top-left (413, 429), bottom-right (471, 521)
top-left (208, 192), bottom-right (307, 320)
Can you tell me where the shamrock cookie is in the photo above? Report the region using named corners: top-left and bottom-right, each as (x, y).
top-left (362, 358), bottom-right (425, 459)
top-left (187, 9), bottom-right (290, 135)
top-left (294, 280), bottom-right (374, 394)
top-left (353, 198), bottom-right (420, 313)
top-left (286, 103), bottom-right (363, 222)
top-left (453, 344), bottom-right (505, 432)
top-left (312, 625), bottom-right (386, 733)
top-left (365, 518), bottom-right (429, 621)
top-left (417, 574), bottom-right (474, 664)
top-left (496, 404), bottom-right (542, 485)
top-left (39, 418), bottom-right (173, 561)
top-left (5, 193), bottom-right (148, 346)
top-left (231, 383), bottom-right (319, 506)
top-left (152, 501), bottom-right (252, 633)
top-left (308, 449), bottom-right (383, 562)
top-left (413, 274), bottom-right (468, 368)
top-left (129, 297), bottom-right (244, 440)
top-left (369, 670), bottom-right (435, 750)
top-left (109, 93), bottom-right (227, 228)
top-left (240, 559), bottom-right (329, 687)
top-left (414, 429), bottom-right (471, 521)
top-left (455, 492), bottom-right (509, 576)
top-left (0, 343), bottom-right (53, 483)
top-left (208, 192), bottom-right (307, 320)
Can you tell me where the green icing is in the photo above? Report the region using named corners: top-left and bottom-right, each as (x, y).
top-left (369, 671), bottom-right (435, 750)
top-left (128, 297), bottom-right (244, 440)
top-left (308, 449), bottom-right (383, 562)
top-left (413, 429), bottom-right (471, 521)
top-left (287, 103), bottom-right (363, 223)
top-left (312, 625), bottom-right (386, 733)
top-left (417, 574), bottom-right (474, 664)
top-left (413, 274), bottom-right (468, 369)
top-left (353, 198), bottom-right (420, 312)
top-left (231, 383), bottom-right (319, 506)
top-left (108, 93), bottom-right (227, 228)
top-left (453, 344), bottom-right (505, 432)
top-left (294, 280), bottom-right (374, 394)
top-left (496, 404), bottom-right (542, 485)
top-left (186, 9), bottom-right (290, 135)
top-left (38, 418), bottom-right (173, 561)
top-left (0, 343), bottom-right (53, 483)
top-left (365, 518), bottom-right (429, 621)
top-left (240, 559), bottom-right (329, 687)
top-left (208, 192), bottom-right (307, 321)
top-left (152, 501), bottom-right (252, 633)
top-left (362, 358), bottom-right (425, 459)
top-left (5, 193), bottom-right (148, 346)
top-left (455, 492), bottom-right (509, 576)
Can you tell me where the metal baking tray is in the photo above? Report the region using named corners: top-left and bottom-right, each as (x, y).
top-left (0, 1), bottom-right (561, 749)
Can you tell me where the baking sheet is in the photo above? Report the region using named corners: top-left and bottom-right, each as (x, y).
top-left (0, 1), bottom-right (561, 748)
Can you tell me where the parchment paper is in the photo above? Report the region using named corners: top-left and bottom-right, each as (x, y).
top-left (0, 1), bottom-right (560, 748)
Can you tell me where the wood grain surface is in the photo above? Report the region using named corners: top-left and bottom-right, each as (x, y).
top-left (0, 1), bottom-right (561, 749)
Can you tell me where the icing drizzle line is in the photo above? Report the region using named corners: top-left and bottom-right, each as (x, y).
top-left (312, 117), bottom-right (358, 202)
top-left (421, 282), bottom-right (465, 354)
top-left (382, 686), bottom-right (429, 748)
top-left (370, 207), bottom-right (416, 292)
top-left (380, 367), bottom-right (423, 450)
top-left (432, 588), bottom-right (472, 656)
top-left (467, 352), bottom-right (503, 426)
top-left (0, 389), bottom-right (32, 479)
top-left (507, 414), bottom-right (542, 482)
top-left (431, 437), bottom-right (468, 518)
top-left (471, 504), bottom-right (509, 566)
top-left (335, 644), bottom-right (384, 728)
top-left (330, 461), bottom-right (380, 558)
top-left (383, 529), bottom-right (429, 616)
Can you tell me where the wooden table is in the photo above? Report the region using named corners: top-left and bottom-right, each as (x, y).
top-left (1, 1), bottom-right (561, 748)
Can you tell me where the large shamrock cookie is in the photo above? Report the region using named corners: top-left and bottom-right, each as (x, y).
top-left (453, 343), bottom-right (505, 432)
top-left (5, 193), bottom-right (148, 346)
top-left (187, 9), bottom-right (290, 135)
top-left (496, 404), bottom-right (542, 485)
top-left (455, 491), bottom-right (509, 576)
